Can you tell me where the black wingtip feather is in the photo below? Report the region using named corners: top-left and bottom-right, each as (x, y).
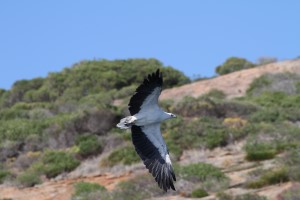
top-left (128, 69), bottom-right (163, 115)
top-left (131, 125), bottom-right (176, 192)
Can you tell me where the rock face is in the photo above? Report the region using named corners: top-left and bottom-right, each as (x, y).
top-left (161, 59), bottom-right (300, 101)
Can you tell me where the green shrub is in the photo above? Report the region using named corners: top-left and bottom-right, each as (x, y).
top-left (173, 94), bottom-right (257, 119)
top-left (243, 122), bottom-right (300, 157)
top-left (73, 182), bottom-right (106, 194)
top-left (163, 116), bottom-right (251, 156)
top-left (17, 171), bottom-right (41, 187)
top-left (296, 81), bottom-right (300, 93)
top-left (191, 188), bottom-right (209, 198)
top-left (159, 99), bottom-right (175, 112)
top-left (178, 163), bottom-right (229, 193)
top-left (23, 134), bottom-right (45, 152)
top-left (250, 91), bottom-right (287, 107)
top-left (112, 85), bottom-right (137, 99)
top-left (250, 107), bottom-right (283, 122)
top-left (39, 59), bottom-right (190, 103)
top-left (112, 175), bottom-right (161, 200)
top-left (246, 168), bottom-right (289, 188)
top-left (248, 91), bottom-right (300, 122)
top-left (0, 118), bottom-right (50, 143)
top-left (247, 73), bottom-right (300, 96)
top-left (0, 170), bottom-right (11, 184)
top-left (78, 93), bottom-right (113, 110)
top-left (205, 129), bottom-right (227, 149)
top-left (281, 149), bottom-right (300, 181)
top-left (247, 75), bottom-right (271, 96)
top-left (170, 118), bottom-right (205, 150)
top-left (220, 100), bottom-right (258, 118)
top-left (281, 186), bottom-right (300, 200)
top-left (5, 78), bottom-right (44, 105)
top-left (28, 108), bottom-right (53, 120)
top-left (72, 182), bottom-right (110, 200)
top-left (75, 135), bottom-right (103, 158)
top-left (262, 168), bottom-right (289, 185)
top-left (162, 117), bottom-right (195, 155)
top-left (201, 89), bottom-right (226, 100)
top-left (101, 145), bottom-right (140, 166)
top-left (14, 151), bottom-right (41, 170)
top-left (215, 57), bottom-right (255, 75)
top-left (113, 181), bottom-right (150, 200)
top-left (180, 163), bottom-right (226, 182)
top-left (173, 96), bottom-right (224, 118)
top-left (163, 117), bottom-right (228, 153)
top-left (245, 142), bottom-right (277, 161)
top-left (0, 106), bottom-right (29, 120)
top-left (0, 140), bottom-right (22, 160)
top-left (37, 150), bottom-right (80, 178)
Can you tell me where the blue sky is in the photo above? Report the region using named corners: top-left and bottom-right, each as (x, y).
top-left (1, 1), bottom-right (299, 90)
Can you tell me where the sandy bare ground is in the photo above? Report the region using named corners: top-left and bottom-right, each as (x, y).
top-left (161, 59), bottom-right (300, 101)
top-left (0, 173), bottom-right (132, 200)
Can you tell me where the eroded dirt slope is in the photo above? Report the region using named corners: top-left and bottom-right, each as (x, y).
top-left (0, 173), bottom-right (132, 200)
top-left (1, 143), bottom-right (297, 200)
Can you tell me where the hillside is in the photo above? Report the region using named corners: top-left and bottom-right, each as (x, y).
top-left (1, 58), bottom-right (300, 200)
top-left (161, 59), bottom-right (300, 100)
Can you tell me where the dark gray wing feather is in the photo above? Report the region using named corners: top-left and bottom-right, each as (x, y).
top-left (128, 69), bottom-right (162, 115)
top-left (131, 125), bottom-right (176, 191)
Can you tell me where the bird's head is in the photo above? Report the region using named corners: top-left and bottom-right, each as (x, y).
top-left (170, 113), bottom-right (177, 118)
top-left (167, 112), bottom-right (177, 118)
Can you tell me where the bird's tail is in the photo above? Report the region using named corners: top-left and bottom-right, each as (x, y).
top-left (116, 116), bottom-right (135, 129)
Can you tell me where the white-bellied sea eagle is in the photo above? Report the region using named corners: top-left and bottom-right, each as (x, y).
top-left (117, 69), bottom-right (177, 191)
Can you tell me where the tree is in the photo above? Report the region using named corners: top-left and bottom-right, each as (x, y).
top-left (215, 57), bottom-right (255, 75)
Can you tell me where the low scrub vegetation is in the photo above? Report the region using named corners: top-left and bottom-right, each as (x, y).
top-left (247, 73), bottom-right (300, 96)
top-left (280, 186), bottom-right (300, 200)
top-left (100, 145), bottom-right (140, 167)
top-left (215, 57), bottom-right (255, 75)
top-left (191, 188), bottom-right (209, 198)
top-left (72, 182), bottom-right (110, 200)
top-left (75, 135), bottom-right (103, 158)
top-left (0, 60), bottom-right (190, 187)
top-left (32, 150), bottom-right (80, 178)
top-left (17, 171), bottom-right (41, 187)
top-left (179, 163), bottom-right (227, 182)
top-left (246, 168), bottom-right (289, 189)
top-left (245, 142), bottom-right (277, 161)
top-left (111, 175), bottom-right (163, 200)
top-left (1, 60), bottom-right (300, 200)
top-left (281, 148), bottom-right (300, 181)
top-left (0, 170), bottom-right (11, 184)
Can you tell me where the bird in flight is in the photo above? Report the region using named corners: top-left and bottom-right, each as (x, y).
top-left (117, 69), bottom-right (177, 191)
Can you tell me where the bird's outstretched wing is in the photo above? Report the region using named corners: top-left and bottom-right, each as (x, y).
top-left (128, 69), bottom-right (163, 115)
top-left (131, 124), bottom-right (176, 191)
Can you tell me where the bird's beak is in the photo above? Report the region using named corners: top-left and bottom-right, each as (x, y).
top-left (173, 114), bottom-right (177, 118)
